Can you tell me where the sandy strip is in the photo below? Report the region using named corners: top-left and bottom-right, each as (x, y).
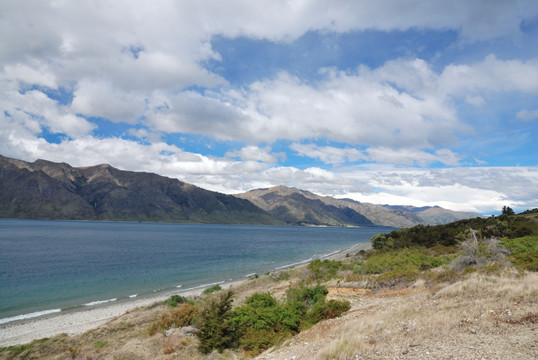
top-left (0, 241), bottom-right (372, 348)
top-left (0, 281), bottom-right (242, 347)
top-left (324, 241), bottom-right (372, 260)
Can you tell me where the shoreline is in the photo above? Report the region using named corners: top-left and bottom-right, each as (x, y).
top-left (0, 241), bottom-right (372, 348)
top-left (0, 279), bottom-right (244, 347)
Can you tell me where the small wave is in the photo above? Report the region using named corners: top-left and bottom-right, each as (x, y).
top-left (176, 284), bottom-right (182, 288)
top-left (0, 308), bottom-right (62, 325)
top-left (320, 249), bottom-right (342, 258)
top-left (128, 294), bottom-right (138, 298)
top-left (274, 257), bottom-right (314, 270)
top-left (84, 298), bottom-right (117, 306)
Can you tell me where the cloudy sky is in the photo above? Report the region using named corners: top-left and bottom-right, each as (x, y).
top-left (1, 0), bottom-right (537, 215)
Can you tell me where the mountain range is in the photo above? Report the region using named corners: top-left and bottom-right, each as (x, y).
top-left (0, 155), bottom-right (477, 227)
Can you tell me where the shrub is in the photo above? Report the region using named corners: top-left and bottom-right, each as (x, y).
top-left (163, 294), bottom-right (191, 307)
top-left (362, 247), bottom-right (450, 274)
top-left (229, 292), bottom-right (296, 356)
top-left (501, 235), bottom-right (538, 255)
top-left (203, 284), bottom-right (222, 295)
top-left (510, 250), bottom-right (538, 271)
top-left (286, 284), bottom-right (328, 307)
top-left (196, 290), bottom-right (235, 354)
top-left (370, 233), bottom-right (394, 250)
top-left (307, 299), bottom-right (350, 324)
top-left (148, 303), bottom-right (199, 335)
top-left (307, 259), bottom-right (343, 280)
top-left (195, 285), bottom-right (350, 356)
top-left (451, 230), bottom-right (509, 271)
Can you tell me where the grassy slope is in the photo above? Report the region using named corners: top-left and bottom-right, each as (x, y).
top-left (1, 210), bottom-right (537, 359)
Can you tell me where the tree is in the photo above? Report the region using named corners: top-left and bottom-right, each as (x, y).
top-left (502, 206), bottom-right (515, 216)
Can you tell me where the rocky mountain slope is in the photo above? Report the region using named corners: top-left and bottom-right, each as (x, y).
top-left (0, 155), bottom-right (278, 224)
top-left (234, 185), bottom-right (373, 226)
top-left (236, 186), bottom-right (477, 227)
top-left (0, 155), bottom-right (477, 226)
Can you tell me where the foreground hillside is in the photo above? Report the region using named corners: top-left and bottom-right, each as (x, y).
top-left (1, 210), bottom-right (536, 359)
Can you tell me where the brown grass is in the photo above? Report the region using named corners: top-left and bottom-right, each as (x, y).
top-left (254, 271), bottom-right (538, 360)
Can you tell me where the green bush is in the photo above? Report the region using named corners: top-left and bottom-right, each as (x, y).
top-left (370, 233), bottom-right (394, 250)
top-left (203, 284), bottom-right (222, 295)
top-left (307, 259), bottom-right (343, 280)
top-left (229, 293), bottom-right (296, 356)
top-left (307, 299), bottom-right (350, 324)
top-left (501, 235), bottom-right (538, 255)
top-left (362, 247), bottom-right (450, 274)
top-left (195, 285), bottom-right (350, 356)
top-left (196, 290), bottom-right (235, 354)
top-left (163, 294), bottom-right (191, 307)
top-left (286, 284), bottom-right (328, 307)
top-left (510, 250), bottom-right (538, 271)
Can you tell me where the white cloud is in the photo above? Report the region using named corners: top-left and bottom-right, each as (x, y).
top-left (517, 109), bottom-right (538, 121)
top-left (226, 69), bottom-right (461, 147)
top-left (291, 143), bottom-right (366, 165)
top-left (146, 91), bottom-right (252, 141)
top-left (339, 166), bottom-right (538, 213)
top-left (71, 80), bottom-right (145, 123)
top-left (4, 61), bottom-right (58, 88)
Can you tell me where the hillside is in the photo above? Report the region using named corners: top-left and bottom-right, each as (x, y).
top-left (1, 211), bottom-right (536, 359)
top-left (235, 185), bottom-right (373, 226)
top-left (0, 155), bottom-right (278, 225)
top-left (236, 186), bottom-right (477, 227)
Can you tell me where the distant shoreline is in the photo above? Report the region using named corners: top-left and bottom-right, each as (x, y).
top-left (0, 241), bottom-right (371, 347)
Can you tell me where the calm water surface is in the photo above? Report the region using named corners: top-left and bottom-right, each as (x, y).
top-left (0, 219), bottom-right (393, 323)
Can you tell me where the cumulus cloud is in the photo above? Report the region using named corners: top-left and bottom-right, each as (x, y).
top-left (71, 80), bottom-right (146, 123)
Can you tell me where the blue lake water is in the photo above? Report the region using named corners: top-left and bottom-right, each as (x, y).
top-left (0, 219), bottom-right (393, 324)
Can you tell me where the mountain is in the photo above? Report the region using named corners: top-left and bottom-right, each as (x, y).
top-left (0, 155), bottom-right (279, 224)
top-left (384, 205), bottom-right (478, 226)
top-left (236, 186), bottom-right (478, 227)
top-left (0, 155), bottom-right (479, 226)
top-left (234, 185), bottom-right (373, 226)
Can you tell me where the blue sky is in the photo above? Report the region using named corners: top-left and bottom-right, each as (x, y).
top-left (0, 0), bottom-right (537, 214)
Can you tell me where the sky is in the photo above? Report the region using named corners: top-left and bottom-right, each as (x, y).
top-left (0, 0), bottom-right (537, 215)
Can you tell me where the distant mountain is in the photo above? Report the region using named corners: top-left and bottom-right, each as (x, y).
top-left (0, 155), bottom-right (279, 224)
top-left (236, 186), bottom-right (478, 227)
top-left (235, 186), bottom-right (373, 226)
top-left (0, 155), bottom-right (479, 226)
top-left (384, 205), bottom-right (478, 226)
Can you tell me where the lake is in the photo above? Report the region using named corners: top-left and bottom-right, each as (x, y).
top-left (0, 219), bottom-right (393, 324)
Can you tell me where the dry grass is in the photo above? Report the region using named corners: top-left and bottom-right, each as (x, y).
top-left (255, 271), bottom-right (538, 360)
